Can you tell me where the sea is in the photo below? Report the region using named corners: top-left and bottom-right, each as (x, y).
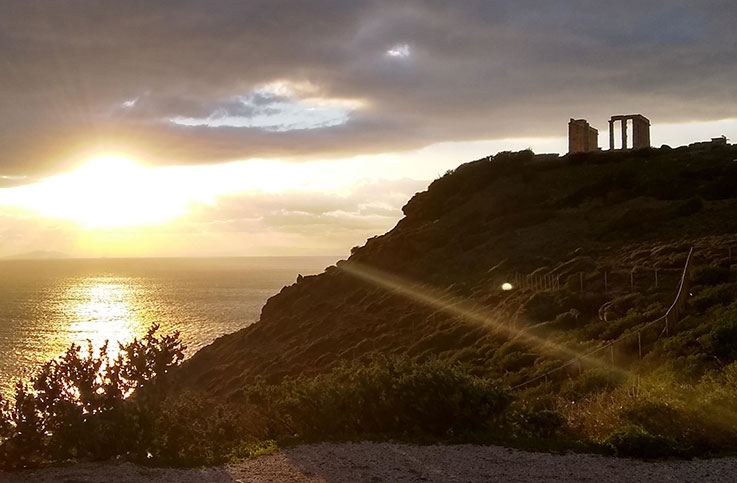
top-left (0, 256), bottom-right (338, 399)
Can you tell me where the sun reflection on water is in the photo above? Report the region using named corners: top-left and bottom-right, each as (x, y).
top-left (55, 279), bottom-right (150, 364)
top-left (0, 257), bottom-right (335, 400)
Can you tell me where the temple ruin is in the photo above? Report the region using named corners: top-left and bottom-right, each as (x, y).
top-left (567, 114), bottom-right (652, 154)
top-left (568, 119), bottom-right (599, 154)
top-left (609, 114), bottom-right (651, 150)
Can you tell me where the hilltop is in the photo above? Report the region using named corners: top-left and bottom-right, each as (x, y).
top-left (178, 143), bottom-right (737, 397)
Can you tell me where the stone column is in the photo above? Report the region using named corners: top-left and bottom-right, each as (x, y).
top-left (621, 118), bottom-right (628, 150)
top-left (609, 120), bottom-right (615, 150)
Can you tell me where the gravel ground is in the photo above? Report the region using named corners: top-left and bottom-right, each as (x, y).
top-left (3, 442), bottom-right (737, 483)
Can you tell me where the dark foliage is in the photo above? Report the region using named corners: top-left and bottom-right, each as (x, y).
top-left (691, 265), bottom-right (731, 286)
top-left (242, 357), bottom-right (512, 440)
top-left (708, 307), bottom-right (737, 363)
top-left (691, 283), bottom-right (737, 313)
top-left (512, 408), bottom-right (567, 438)
top-left (148, 393), bottom-right (269, 466)
top-left (605, 424), bottom-right (679, 458)
top-left (672, 197), bottom-right (703, 217)
top-left (561, 369), bottom-right (625, 400)
top-left (0, 325), bottom-right (185, 469)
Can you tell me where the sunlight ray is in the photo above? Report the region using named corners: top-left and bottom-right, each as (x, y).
top-left (339, 262), bottom-right (627, 377)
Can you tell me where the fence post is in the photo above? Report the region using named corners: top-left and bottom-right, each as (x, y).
top-left (654, 269), bottom-right (659, 289)
top-left (637, 331), bottom-right (642, 359)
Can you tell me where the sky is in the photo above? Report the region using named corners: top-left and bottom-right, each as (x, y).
top-left (1, 1), bottom-right (736, 258)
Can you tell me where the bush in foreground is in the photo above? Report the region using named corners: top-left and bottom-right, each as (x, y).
top-left (0, 346), bottom-right (515, 469)
top-left (0, 325), bottom-right (185, 469)
top-left (242, 357), bottom-right (512, 441)
top-left (605, 424), bottom-right (678, 458)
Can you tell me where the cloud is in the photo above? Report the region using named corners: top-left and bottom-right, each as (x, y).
top-left (187, 178), bottom-right (427, 236)
top-left (1, 1), bottom-right (736, 177)
top-left (0, 167), bottom-right (428, 257)
top-left (168, 82), bottom-right (361, 131)
top-left (386, 44), bottom-right (411, 58)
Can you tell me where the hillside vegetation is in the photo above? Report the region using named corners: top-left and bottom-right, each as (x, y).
top-left (181, 144), bottom-right (737, 390)
top-left (175, 143), bottom-right (737, 457)
top-left (5, 143), bottom-right (737, 467)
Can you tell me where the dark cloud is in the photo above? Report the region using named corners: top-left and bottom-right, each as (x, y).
top-left (1, 0), bottom-right (736, 176)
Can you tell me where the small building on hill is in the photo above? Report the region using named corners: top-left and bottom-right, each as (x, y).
top-left (689, 135), bottom-right (729, 149)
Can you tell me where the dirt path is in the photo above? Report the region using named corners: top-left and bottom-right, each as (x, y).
top-left (4, 442), bottom-right (737, 482)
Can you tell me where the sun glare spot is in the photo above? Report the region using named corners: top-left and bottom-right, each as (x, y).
top-left (0, 154), bottom-right (188, 228)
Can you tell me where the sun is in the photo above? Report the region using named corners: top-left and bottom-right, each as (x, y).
top-left (1, 154), bottom-right (188, 228)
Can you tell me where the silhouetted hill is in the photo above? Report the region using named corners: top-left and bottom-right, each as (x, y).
top-left (177, 143), bottom-right (737, 399)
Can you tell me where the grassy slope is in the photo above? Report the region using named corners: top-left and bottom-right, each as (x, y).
top-left (177, 144), bottom-right (737, 399)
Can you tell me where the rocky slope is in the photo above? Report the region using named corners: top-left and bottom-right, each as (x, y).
top-left (177, 144), bottom-right (737, 398)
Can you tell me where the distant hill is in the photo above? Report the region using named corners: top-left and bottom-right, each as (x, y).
top-left (177, 143), bottom-right (737, 399)
top-left (3, 250), bottom-right (70, 260)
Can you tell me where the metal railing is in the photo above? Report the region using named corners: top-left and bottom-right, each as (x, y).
top-left (509, 267), bottom-right (681, 295)
top-left (511, 247), bottom-right (694, 390)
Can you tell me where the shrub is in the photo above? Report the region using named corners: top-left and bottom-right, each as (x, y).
top-left (550, 309), bottom-right (582, 330)
top-left (709, 322), bottom-right (737, 362)
top-left (620, 401), bottom-right (684, 439)
top-left (691, 283), bottom-right (737, 313)
top-left (497, 352), bottom-right (538, 372)
top-left (691, 265), bottom-right (730, 286)
top-left (242, 357), bottom-right (511, 440)
top-left (513, 408), bottom-right (567, 438)
top-left (605, 424), bottom-right (678, 458)
top-left (561, 368), bottom-right (625, 400)
top-left (0, 397), bottom-right (10, 441)
top-left (703, 302), bottom-right (737, 362)
top-left (0, 325), bottom-right (186, 469)
top-left (673, 197), bottom-right (703, 217)
top-left (603, 294), bottom-right (643, 321)
top-left (149, 394), bottom-right (268, 466)
top-left (600, 311), bottom-right (651, 340)
top-left (523, 292), bottom-right (562, 323)
top-left (652, 356), bottom-right (716, 382)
